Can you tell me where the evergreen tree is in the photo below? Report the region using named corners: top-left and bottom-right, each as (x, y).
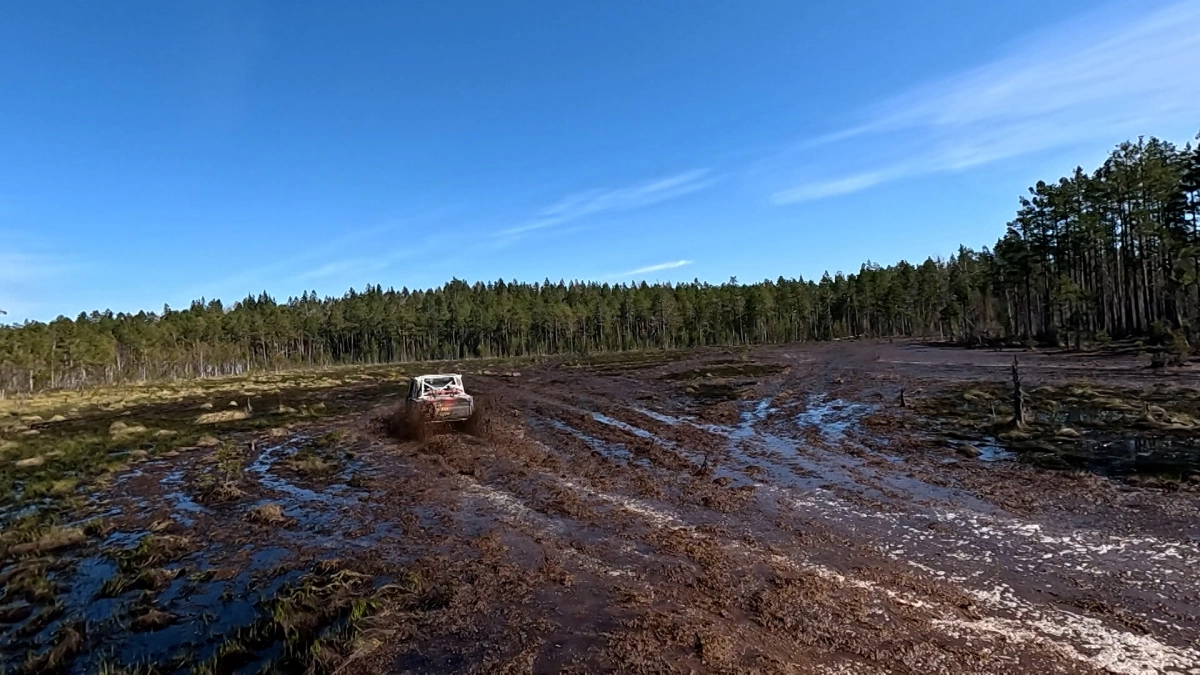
top-left (2, 133), bottom-right (1199, 395)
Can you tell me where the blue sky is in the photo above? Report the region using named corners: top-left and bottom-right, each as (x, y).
top-left (2, 0), bottom-right (1199, 321)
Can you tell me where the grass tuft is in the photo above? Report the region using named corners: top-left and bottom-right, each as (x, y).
top-left (245, 502), bottom-right (289, 525)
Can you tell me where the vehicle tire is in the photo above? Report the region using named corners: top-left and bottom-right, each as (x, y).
top-left (458, 399), bottom-right (489, 437)
top-left (389, 406), bottom-right (429, 442)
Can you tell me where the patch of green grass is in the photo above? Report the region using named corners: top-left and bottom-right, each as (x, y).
top-left (194, 473), bottom-right (244, 504)
top-left (0, 511), bottom-right (52, 545)
top-left (2, 526), bottom-right (87, 559)
top-left (311, 429), bottom-right (347, 448)
top-left (183, 441), bottom-right (256, 510)
top-left (0, 422), bottom-right (206, 523)
top-left (1, 360), bottom-right (475, 529)
top-left (214, 442), bottom-right (244, 478)
top-left (98, 567), bottom-right (180, 598)
top-left (285, 448), bottom-right (336, 476)
top-left (96, 660), bottom-right (161, 675)
top-left (117, 534), bottom-right (192, 572)
top-left (192, 559), bottom-right (392, 674)
top-left (20, 620), bottom-right (84, 673)
top-left (0, 561), bottom-right (57, 603)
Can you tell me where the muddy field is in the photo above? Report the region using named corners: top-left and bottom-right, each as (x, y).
top-left (3, 341), bottom-right (1200, 674)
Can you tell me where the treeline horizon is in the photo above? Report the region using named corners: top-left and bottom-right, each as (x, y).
top-left (2, 132), bottom-right (1198, 395)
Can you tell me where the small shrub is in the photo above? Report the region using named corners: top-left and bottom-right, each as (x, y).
top-left (1168, 330), bottom-right (1191, 366)
top-left (214, 442), bottom-right (244, 478)
top-left (195, 474), bottom-right (243, 504)
top-left (1148, 320), bottom-right (1172, 347)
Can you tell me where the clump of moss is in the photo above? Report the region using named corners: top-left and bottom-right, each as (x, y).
top-left (285, 447), bottom-right (336, 476)
top-left (195, 410), bottom-right (249, 425)
top-left (245, 502), bottom-right (289, 525)
top-left (109, 421), bottom-right (148, 437)
top-left (312, 429), bottom-right (347, 448)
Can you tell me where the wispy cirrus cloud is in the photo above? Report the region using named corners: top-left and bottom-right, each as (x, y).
top-left (605, 259), bottom-right (693, 279)
top-left (772, 0), bottom-right (1200, 204)
top-left (293, 229), bottom-right (459, 285)
top-left (771, 172), bottom-right (891, 204)
top-left (296, 258), bottom-right (387, 282)
top-left (502, 169), bottom-right (715, 237)
top-left (294, 252), bottom-right (405, 282)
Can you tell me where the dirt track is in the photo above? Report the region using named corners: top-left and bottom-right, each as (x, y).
top-left (7, 341), bottom-right (1200, 673)
top-left (346, 342), bottom-right (1200, 673)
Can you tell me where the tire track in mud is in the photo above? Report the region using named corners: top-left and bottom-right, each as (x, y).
top-left (752, 403), bottom-right (1200, 673)
top-left (486, 376), bottom-right (1200, 674)
top-left (778, 484), bottom-right (1200, 674)
top-left (766, 398), bottom-right (1198, 625)
top-left (21, 345), bottom-right (1198, 673)
top-left (746, 398), bottom-right (1200, 668)
top-left (461, 479), bottom-right (638, 579)
top-left (464, 426), bottom-right (1092, 671)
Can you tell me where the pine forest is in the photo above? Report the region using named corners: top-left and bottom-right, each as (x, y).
top-left (3, 134), bottom-right (1199, 395)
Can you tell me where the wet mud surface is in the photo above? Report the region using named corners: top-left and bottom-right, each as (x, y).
top-left (3, 342), bottom-right (1200, 673)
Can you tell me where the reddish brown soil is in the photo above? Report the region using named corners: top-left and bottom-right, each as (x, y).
top-left (326, 341), bottom-right (1200, 673)
top-left (36, 341), bottom-right (1200, 674)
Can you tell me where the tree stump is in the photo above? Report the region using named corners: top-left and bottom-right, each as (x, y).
top-left (1011, 356), bottom-right (1027, 429)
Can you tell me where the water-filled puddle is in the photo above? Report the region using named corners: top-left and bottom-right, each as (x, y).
top-left (0, 437), bottom-right (381, 674)
top-left (592, 412), bottom-right (663, 443)
top-left (160, 468), bottom-right (206, 526)
top-left (986, 403), bottom-right (1200, 478)
top-left (978, 444), bottom-right (1016, 462)
top-left (726, 398), bottom-right (863, 492)
top-left (540, 417), bottom-right (635, 464)
top-left (795, 395), bottom-right (875, 439)
top-left (1065, 436), bottom-right (1200, 477)
top-left (631, 407), bottom-right (683, 426)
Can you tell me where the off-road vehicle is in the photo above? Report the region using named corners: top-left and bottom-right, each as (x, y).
top-left (394, 373), bottom-right (483, 438)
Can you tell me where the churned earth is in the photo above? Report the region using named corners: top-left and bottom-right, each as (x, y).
top-left (2, 341), bottom-right (1199, 674)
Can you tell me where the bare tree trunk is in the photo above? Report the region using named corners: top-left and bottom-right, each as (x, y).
top-left (1011, 356), bottom-right (1027, 428)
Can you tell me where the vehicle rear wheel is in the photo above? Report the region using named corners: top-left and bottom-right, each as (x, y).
top-left (456, 399), bottom-right (490, 437)
top-left (389, 406), bottom-right (430, 442)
